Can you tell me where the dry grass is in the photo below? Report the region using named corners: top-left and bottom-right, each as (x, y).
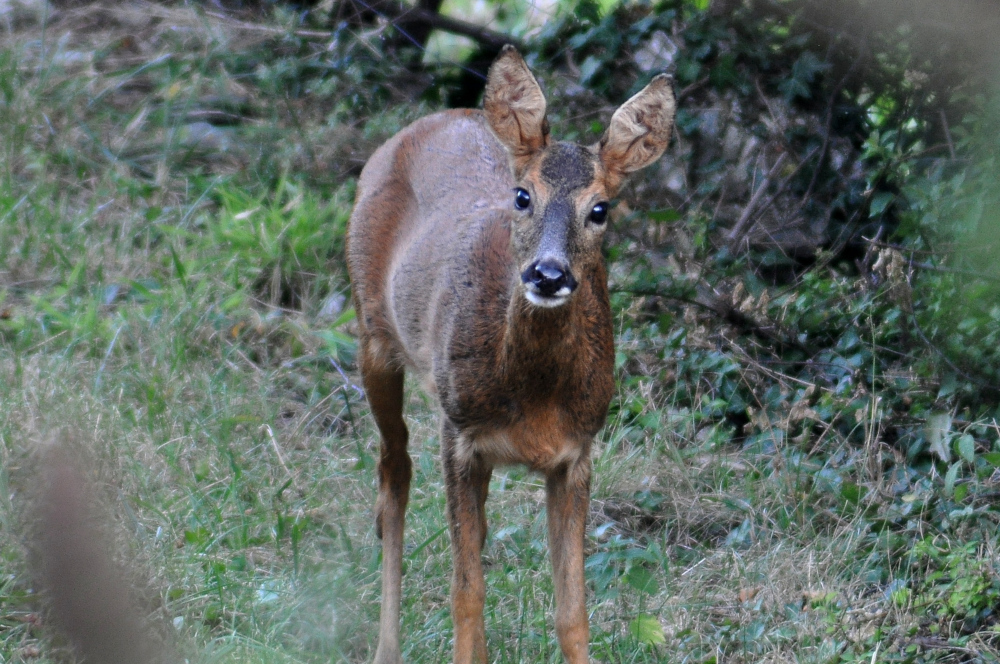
top-left (1, 2), bottom-right (997, 663)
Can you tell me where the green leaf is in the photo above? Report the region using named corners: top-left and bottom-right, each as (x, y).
top-left (944, 461), bottom-right (961, 498)
top-left (193, 457), bottom-right (211, 482)
top-left (981, 452), bottom-right (1000, 468)
top-left (937, 372), bottom-right (958, 399)
top-left (840, 481), bottom-right (866, 505)
top-left (647, 209), bottom-right (682, 223)
top-left (331, 306), bottom-right (357, 328)
top-left (168, 243), bottom-right (188, 290)
top-left (625, 566), bottom-right (659, 595)
top-left (408, 526), bottom-right (447, 560)
top-left (595, 0), bottom-right (618, 17)
top-left (869, 192), bottom-right (894, 217)
top-left (629, 614), bottom-right (666, 645)
top-left (955, 434), bottom-right (976, 463)
top-left (925, 412), bottom-right (952, 463)
top-left (221, 292), bottom-right (244, 312)
top-left (890, 585), bottom-right (911, 607)
top-left (184, 526), bottom-right (211, 548)
top-left (579, 56), bottom-right (602, 85)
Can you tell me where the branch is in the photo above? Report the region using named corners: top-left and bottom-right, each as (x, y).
top-left (726, 152), bottom-right (788, 247)
top-left (208, 1), bottom-right (519, 52)
top-left (612, 284), bottom-right (814, 355)
top-left (344, 0), bottom-right (520, 51)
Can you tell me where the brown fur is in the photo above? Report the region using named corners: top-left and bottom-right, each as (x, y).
top-left (346, 45), bottom-right (675, 664)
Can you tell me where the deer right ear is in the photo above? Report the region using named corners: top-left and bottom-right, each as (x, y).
top-left (484, 45), bottom-right (549, 168)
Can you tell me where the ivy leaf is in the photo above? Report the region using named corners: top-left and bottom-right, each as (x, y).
top-left (869, 192), bottom-right (894, 217)
top-left (778, 51), bottom-right (830, 100)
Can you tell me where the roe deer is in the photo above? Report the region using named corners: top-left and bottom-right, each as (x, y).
top-left (347, 45), bottom-right (675, 664)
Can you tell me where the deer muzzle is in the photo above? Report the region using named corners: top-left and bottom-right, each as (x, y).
top-left (522, 258), bottom-right (577, 307)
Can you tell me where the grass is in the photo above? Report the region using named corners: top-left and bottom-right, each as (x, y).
top-left (1, 2), bottom-right (999, 664)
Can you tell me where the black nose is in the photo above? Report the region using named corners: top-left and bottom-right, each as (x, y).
top-left (522, 259), bottom-right (577, 297)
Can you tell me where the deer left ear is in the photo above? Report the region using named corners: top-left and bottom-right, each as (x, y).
top-left (598, 74), bottom-right (675, 191)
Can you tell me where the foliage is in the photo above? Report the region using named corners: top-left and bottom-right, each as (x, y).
top-left (908, 537), bottom-right (1000, 634)
top-left (0, 0), bottom-right (999, 662)
top-left (534, 0), bottom-right (1000, 493)
top-left (527, 0), bottom-right (1000, 658)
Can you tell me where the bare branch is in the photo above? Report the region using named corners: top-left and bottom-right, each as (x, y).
top-left (727, 151), bottom-right (788, 247)
top-left (208, 1), bottom-right (519, 52)
top-left (343, 0), bottom-right (520, 51)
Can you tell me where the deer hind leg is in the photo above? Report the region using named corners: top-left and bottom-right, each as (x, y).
top-left (360, 343), bottom-right (411, 664)
top-left (546, 457), bottom-right (592, 664)
top-left (442, 421), bottom-right (493, 664)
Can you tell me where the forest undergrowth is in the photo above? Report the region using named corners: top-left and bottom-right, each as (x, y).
top-left (0, 0), bottom-right (999, 662)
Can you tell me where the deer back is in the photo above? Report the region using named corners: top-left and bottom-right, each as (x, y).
top-left (348, 109), bottom-right (510, 360)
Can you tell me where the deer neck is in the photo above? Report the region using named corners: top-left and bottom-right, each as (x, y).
top-left (501, 284), bottom-right (583, 373)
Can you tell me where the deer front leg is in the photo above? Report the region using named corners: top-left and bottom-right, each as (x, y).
top-left (442, 422), bottom-right (493, 664)
top-left (546, 457), bottom-right (592, 664)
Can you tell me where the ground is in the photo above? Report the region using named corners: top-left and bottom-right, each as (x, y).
top-left (1, 2), bottom-right (999, 663)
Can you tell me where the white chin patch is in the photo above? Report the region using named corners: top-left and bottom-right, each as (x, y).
top-left (525, 290), bottom-right (570, 308)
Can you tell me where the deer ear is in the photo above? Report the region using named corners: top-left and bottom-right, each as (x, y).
top-left (598, 74), bottom-right (675, 190)
top-left (484, 45), bottom-right (549, 166)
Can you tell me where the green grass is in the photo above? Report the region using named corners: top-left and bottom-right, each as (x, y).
top-left (2, 3), bottom-right (1000, 664)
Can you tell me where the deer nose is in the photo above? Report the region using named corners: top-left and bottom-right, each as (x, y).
top-left (523, 259), bottom-right (577, 298)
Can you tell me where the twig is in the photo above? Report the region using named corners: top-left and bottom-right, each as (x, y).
top-left (865, 239), bottom-right (1000, 282)
top-left (723, 337), bottom-right (818, 389)
top-left (737, 146), bottom-right (819, 247)
top-left (329, 357), bottom-right (365, 397)
top-left (909, 312), bottom-right (1000, 397)
top-left (205, 11), bottom-right (339, 38)
top-left (906, 637), bottom-right (980, 656)
top-left (263, 424), bottom-right (297, 486)
top-left (94, 324), bottom-right (126, 392)
top-left (939, 108), bottom-right (956, 160)
top-left (863, 239), bottom-right (944, 256)
top-left (801, 53), bottom-right (862, 204)
top-left (678, 76), bottom-right (710, 99)
top-left (727, 152), bottom-right (788, 247)
top-left (612, 284), bottom-right (813, 355)
top-left (912, 261), bottom-right (1000, 283)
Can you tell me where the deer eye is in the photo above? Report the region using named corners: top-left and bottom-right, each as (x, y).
top-left (589, 202), bottom-right (609, 224)
top-left (514, 188), bottom-right (531, 210)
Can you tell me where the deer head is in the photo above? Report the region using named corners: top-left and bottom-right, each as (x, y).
top-left (484, 45), bottom-right (676, 308)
